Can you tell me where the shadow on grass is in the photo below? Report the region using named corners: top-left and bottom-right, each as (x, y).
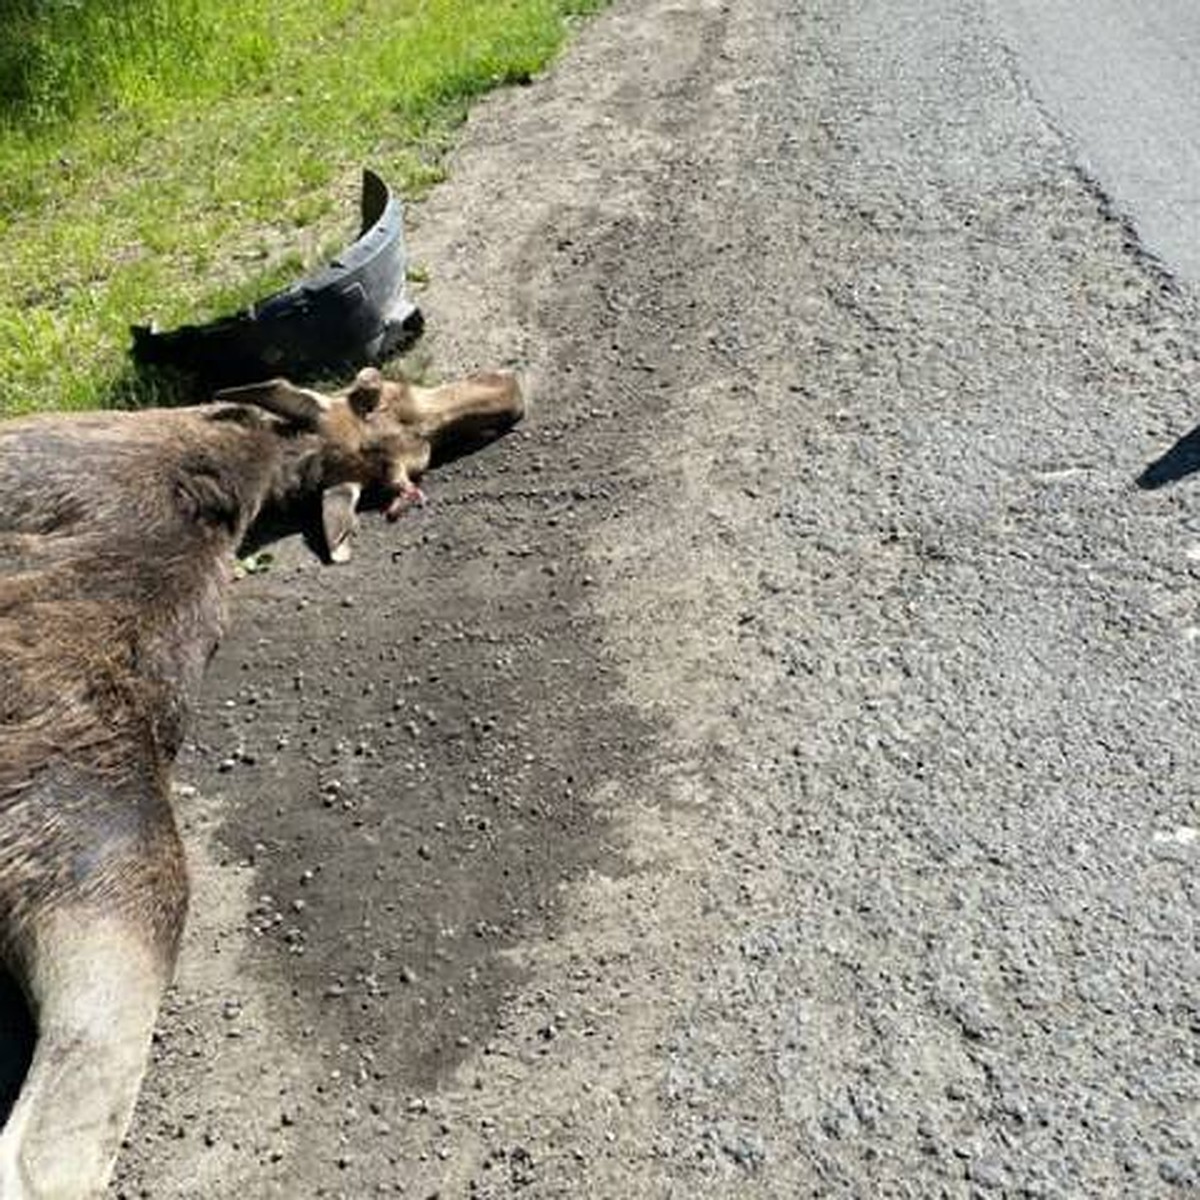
top-left (97, 353), bottom-right (389, 413)
top-left (98, 357), bottom-right (208, 411)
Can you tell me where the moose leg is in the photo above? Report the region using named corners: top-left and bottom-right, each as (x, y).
top-left (0, 912), bottom-right (175, 1199)
top-left (0, 870), bottom-right (185, 1200)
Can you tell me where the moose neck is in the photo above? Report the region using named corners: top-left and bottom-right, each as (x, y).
top-left (117, 419), bottom-right (329, 757)
top-left (190, 413), bottom-right (329, 545)
top-left (261, 429), bottom-right (329, 519)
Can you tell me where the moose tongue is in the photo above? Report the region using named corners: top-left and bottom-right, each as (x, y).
top-left (386, 483), bottom-right (426, 522)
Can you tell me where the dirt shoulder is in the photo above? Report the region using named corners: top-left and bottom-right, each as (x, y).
top-left (116, 0), bottom-right (1200, 1196)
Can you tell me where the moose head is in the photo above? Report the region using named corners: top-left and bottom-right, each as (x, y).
top-left (217, 367), bottom-right (524, 562)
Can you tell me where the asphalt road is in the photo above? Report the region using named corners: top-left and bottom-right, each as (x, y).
top-left (991, 0), bottom-right (1200, 284)
top-left (108, 1), bottom-right (1200, 1196)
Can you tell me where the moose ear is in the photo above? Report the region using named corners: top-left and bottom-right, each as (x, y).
top-left (347, 367), bottom-right (384, 418)
top-left (215, 379), bottom-right (330, 428)
top-left (321, 482), bottom-right (362, 564)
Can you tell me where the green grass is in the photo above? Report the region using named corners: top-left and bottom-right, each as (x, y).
top-left (0, 0), bottom-right (607, 416)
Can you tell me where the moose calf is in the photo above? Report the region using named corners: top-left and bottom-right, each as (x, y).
top-left (0, 367), bottom-right (523, 1198)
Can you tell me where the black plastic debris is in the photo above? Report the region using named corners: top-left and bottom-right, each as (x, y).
top-left (131, 169), bottom-right (423, 385)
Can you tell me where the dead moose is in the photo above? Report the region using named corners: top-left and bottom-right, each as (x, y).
top-left (0, 366), bottom-right (523, 1198)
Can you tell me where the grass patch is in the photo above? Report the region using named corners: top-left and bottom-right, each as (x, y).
top-left (0, 0), bottom-right (607, 416)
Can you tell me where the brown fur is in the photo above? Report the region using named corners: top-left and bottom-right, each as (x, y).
top-left (0, 368), bottom-right (522, 1198)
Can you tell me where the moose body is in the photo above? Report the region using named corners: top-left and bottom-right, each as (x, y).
top-left (0, 369), bottom-right (522, 1198)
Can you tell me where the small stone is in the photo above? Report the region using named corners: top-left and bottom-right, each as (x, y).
top-left (1160, 1160), bottom-right (1195, 1187)
top-left (968, 1159), bottom-right (1008, 1190)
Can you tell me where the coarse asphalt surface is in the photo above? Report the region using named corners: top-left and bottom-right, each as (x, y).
top-left (108, 1), bottom-right (1199, 1196)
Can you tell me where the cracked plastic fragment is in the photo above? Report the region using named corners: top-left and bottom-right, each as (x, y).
top-left (131, 169), bottom-right (423, 385)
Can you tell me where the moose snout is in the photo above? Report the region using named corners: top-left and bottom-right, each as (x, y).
top-left (418, 371), bottom-right (526, 459)
top-left (385, 479), bottom-right (427, 521)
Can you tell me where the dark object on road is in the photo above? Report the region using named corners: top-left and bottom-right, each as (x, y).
top-left (1137, 421), bottom-right (1200, 489)
top-left (131, 169), bottom-right (423, 386)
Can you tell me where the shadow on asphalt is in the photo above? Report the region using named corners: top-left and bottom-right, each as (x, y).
top-left (1136, 422), bottom-right (1200, 488)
